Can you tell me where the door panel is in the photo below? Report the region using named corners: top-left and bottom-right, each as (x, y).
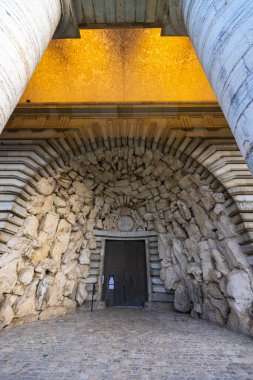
top-left (113, 271), bottom-right (125, 306)
top-left (102, 240), bottom-right (147, 307)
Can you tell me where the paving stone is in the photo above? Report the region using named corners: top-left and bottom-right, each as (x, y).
top-left (0, 308), bottom-right (253, 379)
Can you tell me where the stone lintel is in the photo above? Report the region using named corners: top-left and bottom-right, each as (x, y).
top-left (93, 230), bottom-right (157, 238)
top-left (11, 102), bottom-right (223, 119)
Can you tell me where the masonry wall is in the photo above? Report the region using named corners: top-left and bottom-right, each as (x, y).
top-left (0, 145), bottom-right (253, 335)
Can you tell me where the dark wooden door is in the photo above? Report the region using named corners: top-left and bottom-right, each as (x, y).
top-left (102, 240), bottom-right (147, 307)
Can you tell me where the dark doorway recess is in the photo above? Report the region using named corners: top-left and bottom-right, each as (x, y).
top-left (102, 240), bottom-right (148, 307)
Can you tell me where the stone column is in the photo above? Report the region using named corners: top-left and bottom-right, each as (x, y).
top-left (181, 0), bottom-right (253, 173)
top-left (0, 0), bottom-right (61, 133)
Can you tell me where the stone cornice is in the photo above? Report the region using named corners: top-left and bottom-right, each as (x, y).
top-left (4, 102), bottom-right (232, 140)
top-left (11, 102), bottom-right (223, 118)
top-left (6, 103), bottom-right (229, 137)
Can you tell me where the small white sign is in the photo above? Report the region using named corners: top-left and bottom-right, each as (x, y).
top-left (109, 275), bottom-right (114, 290)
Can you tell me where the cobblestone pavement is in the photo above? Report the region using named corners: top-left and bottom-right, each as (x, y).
top-left (0, 308), bottom-right (253, 380)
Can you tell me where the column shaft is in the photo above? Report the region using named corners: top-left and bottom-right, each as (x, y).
top-left (0, 0), bottom-right (61, 132)
top-left (183, 0), bottom-right (253, 173)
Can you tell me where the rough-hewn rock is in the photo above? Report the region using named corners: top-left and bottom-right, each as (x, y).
top-left (218, 239), bottom-right (249, 270)
top-left (227, 270), bottom-right (253, 334)
top-left (198, 241), bottom-right (214, 282)
top-left (186, 279), bottom-right (203, 314)
top-left (227, 270), bottom-right (253, 315)
top-left (211, 249), bottom-right (230, 276)
top-left (36, 178), bottom-right (56, 196)
top-left (0, 260), bottom-right (18, 294)
top-left (32, 241), bottom-right (51, 265)
top-left (22, 216), bottom-right (39, 239)
top-left (41, 213), bottom-right (59, 237)
top-left (14, 280), bottom-right (39, 318)
top-left (192, 204), bottom-right (215, 239)
top-left (79, 248), bottom-right (90, 265)
top-left (0, 147), bottom-right (251, 336)
top-left (39, 306), bottom-right (67, 321)
top-left (76, 282), bottom-right (88, 306)
top-left (18, 267), bottom-right (34, 286)
top-left (202, 298), bottom-right (225, 326)
top-left (174, 281), bottom-right (191, 313)
top-left (0, 297), bottom-right (15, 328)
top-left (7, 237), bottom-right (33, 259)
top-left (161, 263), bottom-right (180, 290)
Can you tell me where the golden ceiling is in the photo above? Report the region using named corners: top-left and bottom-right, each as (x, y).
top-left (20, 28), bottom-right (216, 103)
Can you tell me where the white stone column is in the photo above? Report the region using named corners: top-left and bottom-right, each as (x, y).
top-left (182, 0), bottom-right (253, 173)
top-left (0, 0), bottom-right (61, 133)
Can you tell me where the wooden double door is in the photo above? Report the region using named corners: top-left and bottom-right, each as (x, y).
top-left (102, 240), bottom-right (148, 307)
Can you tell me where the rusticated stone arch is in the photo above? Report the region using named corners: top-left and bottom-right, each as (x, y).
top-left (1, 145), bottom-right (253, 335)
top-left (1, 136), bottom-right (253, 258)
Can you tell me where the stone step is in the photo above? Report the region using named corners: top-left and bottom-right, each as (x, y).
top-left (150, 269), bottom-right (160, 276)
top-left (86, 283), bottom-right (99, 292)
top-left (148, 237), bottom-right (158, 242)
top-left (149, 248), bottom-right (159, 255)
top-left (149, 243), bottom-right (158, 249)
top-left (152, 285), bottom-right (166, 293)
top-left (152, 292), bottom-right (174, 303)
top-left (0, 212), bottom-right (24, 226)
top-left (90, 262), bottom-right (100, 269)
top-left (90, 254), bottom-right (101, 262)
top-left (86, 272), bottom-right (99, 278)
top-left (149, 239), bottom-right (158, 244)
top-left (91, 249), bottom-right (100, 255)
top-left (247, 255), bottom-right (253, 266)
top-left (150, 263), bottom-right (161, 269)
top-left (151, 277), bottom-right (164, 285)
top-left (85, 277), bottom-right (98, 284)
top-left (0, 242), bottom-right (8, 254)
top-left (89, 268), bottom-right (99, 276)
top-left (0, 229), bottom-right (14, 243)
top-left (0, 220), bottom-right (19, 234)
top-left (86, 294), bottom-right (99, 301)
top-left (0, 194), bottom-right (28, 208)
top-left (0, 201), bottom-right (27, 218)
top-left (150, 255), bottom-right (160, 262)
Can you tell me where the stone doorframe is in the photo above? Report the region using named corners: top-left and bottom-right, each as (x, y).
top-left (93, 230), bottom-right (159, 305)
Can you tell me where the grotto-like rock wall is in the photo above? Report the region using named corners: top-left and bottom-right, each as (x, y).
top-left (0, 146), bottom-right (253, 335)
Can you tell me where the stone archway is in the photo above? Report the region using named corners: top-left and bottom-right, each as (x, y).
top-left (1, 145), bottom-right (253, 335)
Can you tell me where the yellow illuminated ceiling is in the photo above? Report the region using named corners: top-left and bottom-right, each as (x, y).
top-left (20, 29), bottom-right (216, 103)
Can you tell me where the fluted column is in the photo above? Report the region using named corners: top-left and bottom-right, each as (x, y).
top-left (0, 0), bottom-right (61, 133)
top-left (181, 0), bottom-right (253, 173)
